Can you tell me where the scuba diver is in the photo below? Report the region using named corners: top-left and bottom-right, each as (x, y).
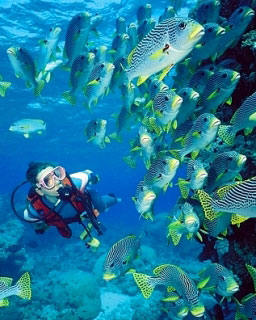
top-left (16, 162), bottom-right (121, 249)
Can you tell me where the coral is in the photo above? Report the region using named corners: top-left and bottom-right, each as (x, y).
top-left (50, 270), bottom-right (101, 320)
top-left (242, 30), bottom-right (256, 53)
top-left (214, 238), bottom-right (229, 257)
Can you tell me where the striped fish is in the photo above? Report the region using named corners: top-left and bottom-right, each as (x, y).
top-left (176, 87), bottom-right (200, 125)
top-left (201, 68), bottom-right (240, 113)
top-left (63, 12), bottom-right (91, 68)
top-left (177, 159), bottom-right (207, 199)
top-left (205, 151), bottom-right (246, 193)
top-left (218, 91), bottom-right (256, 146)
top-left (198, 176), bottom-right (256, 221)
top-left (133, 180), bottom-right (156, 220)
top-left (103, 235), bottom-right (140, 281)
top-left (170, 113), bottom-right (220, 162)
top-left (0, 272), bottom-right (31, 307)
top-left (144, 155), bottom-right (179, 194)
top-left (198, 263), bottom-right (239, 299)
top-left (126, 17), bottom-right (204, 86)
top-left (133, 264), bottom-right (205, 317)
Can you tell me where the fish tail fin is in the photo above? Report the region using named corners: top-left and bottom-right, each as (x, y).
top-left (123, 155), bottom-right (136, 168)
top-left (218, 125), bottom-right (235, 145)
top-left (167, 221), bottom-right (183, 245)
top-left (177, 178), bottom-right (190, 199)
top-left (197, 190), bottom-right (217, 220)
top-left (62, 91), bottom-right (76, 105)
top-left (0, 82), bottom-right (11, 97)
top-left (16, 272), bottom-right (32, 300)
top-left (34, 80), bottom-right (45, 97)
top-left (132, 272), bottom-right (155, 299)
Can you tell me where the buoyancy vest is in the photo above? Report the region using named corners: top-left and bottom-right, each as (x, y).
top-left (27, 177), bottom-right (93, 238)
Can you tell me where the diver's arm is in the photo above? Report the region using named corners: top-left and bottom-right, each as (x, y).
top-left (24, 205), bottom-right (49, 234)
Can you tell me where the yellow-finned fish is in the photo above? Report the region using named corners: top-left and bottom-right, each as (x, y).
top-left (126, 17), bottom-right (205, 86)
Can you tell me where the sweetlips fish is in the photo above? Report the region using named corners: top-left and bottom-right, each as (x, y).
top-left (126, 17), bottom-right (205, 86)
top-left (84, 119), bottom-right (110, 148)
top-left (205, 151), bottom-right (247, 193)
top-left (133, 264), bottom-right (205, 317)
top-left (234, 264), bottom-right (256, 320)
top-left (9, 119), bottom-right (46, 138)
top-left (93, 45), bottom-right (107, 64)
top-left (84, 62), bottom-right (115, 109)
top-left (144, 154), bottom-right (179, 194)
top-left (137, 126), bottom-right (156, 169)
top-left (201, 68), bottom-right (240, 113)
top-left (176, 87), bottom-right (200, 125)
top-left (189, 0), bottom-right (221, 24)
top-left (37, 26), bottom-right (62, 77)
top-left (110, 33), bottom-right (130, 61)
top-left (197, 176), bottom-right (256, 223)
top-left (217, 6), bottom-right (255, 57)
top-left (0, 272), bottom-right (31, 307)
top-left (188, 23), bottom-right (225, 65)
top-left (202, 212), bottom-right (232, 238)
top-left (103, 235), bottom-right (140, 281)
top-left (127, 23), bottom-right (138, 53)
top-left (132, 180), bottom-right (156, 220)
top-left (62, 52), bottom-right (95, 105)
top-left (136, 3), bottom-right (152, 24)
top-left (137, 17), bottom-right (156, 41)
top-left (198, 263), bottom-right (239, 300)
top-left (171, 113), bottom-right (221, 162)
top-left (63, 12), bottom-right (91, 68)
top-left (115, 16), bottom-right (127, 35)
top-left (167, 202), bottom-right (202, 245)
top-left (148, 77), bottom-right (168, 100)
top-left (177, 159), bottom-right (208, 199)
top-left (187, 64), bottom-right (215, 95)
top-left (218, 91), bottom-right (256, 146)
top-left (0, 75), bottom-right (11, 97)
top-left (158, 6), bottom-right (176, 23)
top-left (7, 47), bottom-right (44, 96)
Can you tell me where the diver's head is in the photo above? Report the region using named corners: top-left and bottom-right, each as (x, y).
top-left (26, 162), bottom-right (66, 198)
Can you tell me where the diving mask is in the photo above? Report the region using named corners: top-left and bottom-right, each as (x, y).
top-left (36, 166), bottom-right (66, 190)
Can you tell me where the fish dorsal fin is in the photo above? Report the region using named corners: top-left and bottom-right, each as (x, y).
top-left (127, 48), bottom-right (136, 66)
top-left (153, 264), bottom-right (170, 276)
top-left (0, 277), bottom-right (13, 286)
top-left (246, 264), bottom-right (256, 291)
top-left (217, 184), bottom-right (236, 198)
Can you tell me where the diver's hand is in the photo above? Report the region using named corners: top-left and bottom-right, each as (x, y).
top-left (84, 170), bottom-right (100, 184)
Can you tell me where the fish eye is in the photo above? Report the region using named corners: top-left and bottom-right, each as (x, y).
top-left (178, 21), bottom-right (187, 30)
top-left (222, 73), bottom-right (228, 78)
top-left (203, 117), bottom-right (208, 122)
top-left (153, 84), bottom-right (158, 89)
top-left (94, 121), bottom-right (98, 125)
top-left (204, 4), bottom-right (209, 9)
top-left (96, 77), bottom-right (100, 81)
top-left (200, 71), bottom-right (205, 76)
top-left (162, 160), bottom-right (167, 165)
top-left (77, 15), bottom-right (81, 20)
top-left (110, 262), bottom-right (114, 267)
top-left (158, 174), bottom-right (162, 178)
top-left (221, 275), bottom-right (226, 281)
top-left (183, 92), bottom-right (187, 96)
top-left (81, 55), bottom-right (85, 60)
top-left (228, 156), bottom-right (233, 161)
top-left (160, 109), bottom-right (164, 113)
top-left (19, 48), bottom-right (23, 52)
top-left (201, 41), bottom-right (206, 46)
top-left (238, 8), bottom-right (243, 14)
top-left (49, 27), bottom-right (53, 31)
top-left (164, 95), bottom-right (169, 101)
top-left (44, 40), bottom-right (48, 44)
top-left (207, 27), bottom-right (213, 32)
top-left (209, 66), bottom-right (214, 71)
top-left (122, 260), bottom-right (127, 265)
top-left (100, 63), bottom-right (105, 68)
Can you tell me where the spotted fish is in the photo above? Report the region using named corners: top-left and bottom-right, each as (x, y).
top-left (103, 235), bottom-right (140, 281)
top-left (133, 264), bottom-right (205, 317)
